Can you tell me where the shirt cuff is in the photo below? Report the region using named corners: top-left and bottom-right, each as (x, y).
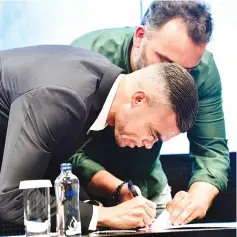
top-left (88, 205), bottom-right (98, 231)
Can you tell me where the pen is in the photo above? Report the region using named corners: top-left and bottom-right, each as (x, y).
top-left (128, 180), bottom-right (152, 229)
top-left (128, 180), bottom-right (139, 197)
top-left (91, 230), bottom-right (136, 235)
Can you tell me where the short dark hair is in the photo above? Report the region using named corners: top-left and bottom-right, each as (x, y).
top-left (161, 63), bottom-right (198, 133)
top-left (141, 0), bottom-right (213, 44)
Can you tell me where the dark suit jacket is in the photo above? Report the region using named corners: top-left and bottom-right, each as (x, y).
top-left (0, 45), bottom-right (123, 230)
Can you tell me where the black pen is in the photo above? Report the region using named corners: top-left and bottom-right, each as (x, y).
top-left (128, 180), bottom-right (152, 228)
top-left (128, 180), bottom-right (139, 197)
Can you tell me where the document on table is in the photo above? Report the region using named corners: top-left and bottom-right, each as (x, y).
top-left (140, 209), bottom-right (237, 231)
top-left (149, 209), bottom-right (172, 230)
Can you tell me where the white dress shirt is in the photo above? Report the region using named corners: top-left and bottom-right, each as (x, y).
top-left (87, 75), bottom-right (122, 230)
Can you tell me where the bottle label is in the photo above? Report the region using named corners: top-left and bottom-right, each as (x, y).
top-left (65, 189), bottom-right (77, 197)
top-left (66, 216), bottom-right (81, 235)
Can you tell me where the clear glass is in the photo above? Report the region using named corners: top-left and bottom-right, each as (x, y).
top-left (23, 187), bottom-right (51, 237)
top-left (55, 169), bottom-right (81, 236)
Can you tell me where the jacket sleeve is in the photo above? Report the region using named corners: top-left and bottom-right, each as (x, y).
top-left (0, 86), bottom-right (93, 229)
top-left (71, 34), bottom-right (109, 185)
top-left (188, 54), bottom-right (230, 191)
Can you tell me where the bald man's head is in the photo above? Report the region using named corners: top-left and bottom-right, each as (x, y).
top-left (125, 63), bottom-right (198, 132)
top-left (110, 63), bottom-right (198, 149)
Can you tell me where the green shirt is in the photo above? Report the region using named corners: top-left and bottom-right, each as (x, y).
top-left (71, 27), bottom-right (229, 198)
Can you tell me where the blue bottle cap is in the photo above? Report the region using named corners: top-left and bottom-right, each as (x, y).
top-left (60, 163), bottom-right (72, 170)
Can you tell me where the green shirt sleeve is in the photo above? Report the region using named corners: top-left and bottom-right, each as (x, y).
top-left (70, 151), bottom-right (106, 188)
top-left (188, 52), bottom-right (230, 191)
top-left (72, 31), bottom-right (96, 50)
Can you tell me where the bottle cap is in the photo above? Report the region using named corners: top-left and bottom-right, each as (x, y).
top-left (60, 163), bottom-right (72, 170)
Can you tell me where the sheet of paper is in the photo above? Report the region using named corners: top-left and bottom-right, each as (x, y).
top-left (151, 209), bottom-right (172, 230)
top-left (141, 209), bottom-right (237, 231)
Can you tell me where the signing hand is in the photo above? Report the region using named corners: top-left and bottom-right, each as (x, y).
top-left (98, 196), bottom-right (156, 229)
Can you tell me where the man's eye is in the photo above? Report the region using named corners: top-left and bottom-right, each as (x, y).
top-left (156, 54), bottom-right (165, 62)
top-left (150, 129), bottom-right (156, 139)
top-left (156, 53), bottom-right (171, 63)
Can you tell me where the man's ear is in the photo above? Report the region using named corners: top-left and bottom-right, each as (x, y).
top-left (133, 26), bottom-right (146, 48)
top-left (131, 91), bottom-right (149, 107)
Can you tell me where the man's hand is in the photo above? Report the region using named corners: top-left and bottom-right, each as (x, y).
top-left (97, 196), bottom-right (156, 229)
top-left (166, 190), bottom-right (207, 225)
top-left (166, 182), bottom-right (219, 225)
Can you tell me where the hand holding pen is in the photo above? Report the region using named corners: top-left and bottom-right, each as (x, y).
top-left (98, 180), bottom-right (156, 229)
top-left (103, 193), bottom-right (156, 229)
top-left (128, 180), bottom-right (154, 228)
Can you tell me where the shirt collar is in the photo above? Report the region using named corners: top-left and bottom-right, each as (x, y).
top-left (88, 75), bottom-right (123, 133)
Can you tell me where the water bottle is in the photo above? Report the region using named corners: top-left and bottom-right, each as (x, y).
top-left (54, 163), bottom-right (81, 236)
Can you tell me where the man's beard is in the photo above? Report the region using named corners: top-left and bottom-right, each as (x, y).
top-left (114, 120), bottom-right (125, 146)
top-left (114, 114), bottom-right (128, 147)
top-left (133, 44), bottom-right (147, 70)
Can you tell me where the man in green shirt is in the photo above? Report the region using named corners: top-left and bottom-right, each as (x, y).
top-left (71, 0), bottom-right (229, 226)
